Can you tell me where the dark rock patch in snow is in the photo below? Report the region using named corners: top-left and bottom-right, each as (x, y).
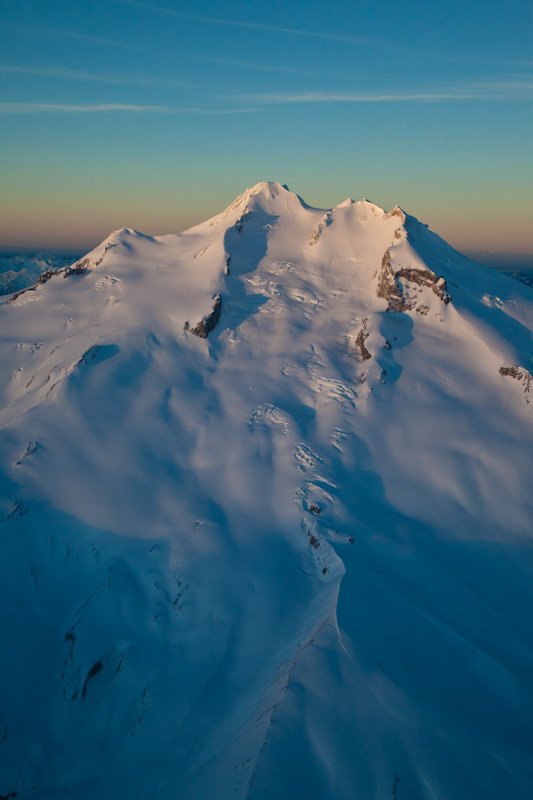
top-left (377, 249), bottom-right (451, 312)
top-left (309, 212), bottom-right (332, 246)
top-left (75, 344), bottom-right (119, 369)
top-left (377, 250), bottom-right (405, 312)
top-left (7, 258), bottom-right (91, 303)
top-left (184, 294), bottom-right (222, 339)
top-left (499, 366), bottom-right (532, 402)
top-left (307, 530), bottom-right (320, 549)
top-left (82, 660), bottom-right (104, 698)
top-left (396, 268), bottom-right (450, 304)
top-left (1, 503), bottom-right (28, 522)
top-left (15, 441), bottom-right (40, 466)
top-left (384, 206), bottom-right (406, 224)
top-left (63, 258), bottom-right (91, 277)
top-left (355, 317), bottom-right (372, 361)
top-left (234, 213), bottom-right (251, 234)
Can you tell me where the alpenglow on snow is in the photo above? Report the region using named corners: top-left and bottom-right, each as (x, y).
top-left (1, 182), bottom-right (532, 800)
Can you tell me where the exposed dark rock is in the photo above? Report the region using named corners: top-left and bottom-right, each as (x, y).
top-left (384, 206), bottom-right (406, 224)
top-left (184, 294), bottom-right (222, 339)
top-left (499, 366), bottom-right (532, 402)
top-left (6, 285), bottom-right (37, 304)
top-left (2, 502), bottom-right (28, 522)
top-left (309, 504), bottom-right (322, 515)
top-left (234, 212), bottom-right (251, 234)
top-left (15, 441), bottom-right (39, 466)
top-left (376, 250), bottom-right (405, 312)
top-left (63, 258), bottom-right (90, 277)
top-left (309, 212), bottom-right (332, 246)
top-left (376, 248), bottom-right (451, 312)
top-left (82, 660), bottom-right (104, 698)
top-left (7, 258), bottom-right (90, 303)
top-left (308, 532), bottom-right (320, 549)
top-left (76, 345), bottom-right (101, 368)
top-left (355, 317), bottom-right (372, 361)
top-left (396, 268), bottom-right (450, 304)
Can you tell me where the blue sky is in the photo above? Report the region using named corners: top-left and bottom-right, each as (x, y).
top-left (0, 0), bottom-right (531, 253)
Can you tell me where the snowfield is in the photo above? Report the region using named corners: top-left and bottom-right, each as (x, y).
top-left (1, 182), bottom-right (532, 800)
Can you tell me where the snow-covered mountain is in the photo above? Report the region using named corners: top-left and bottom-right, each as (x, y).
top-left (1, 182), bottom-right (532, 800)
top-left (0, 253), bottom-right (80, 297)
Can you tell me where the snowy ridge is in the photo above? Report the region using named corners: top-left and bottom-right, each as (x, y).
top-left (1, 183), bottom-right (533, 800)
top-left (0, 253), bottom-right (81, 296)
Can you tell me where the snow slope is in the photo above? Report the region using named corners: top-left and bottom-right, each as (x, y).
top-left (1, 182), bottom-right (532, 800)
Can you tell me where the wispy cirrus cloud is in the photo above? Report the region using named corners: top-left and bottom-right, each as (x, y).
top-left (112, 2), bottom-right (533, 69)
top-left (0, 103), bottom-right (175, 114)
top-left (113, 0), bottom-right (395, 50)
top-left (196, 56), bottom-right (327, 79)
top-left (6, 23), bottom-right (150, 53)
top-left (0, 102), bottom-right (261, 115)
top-left (235, 80), bottom-right (533, 105)
top-left (3, 78), bottom-right (530, 116)
top-left (0, 63), bottom-right (220, 91)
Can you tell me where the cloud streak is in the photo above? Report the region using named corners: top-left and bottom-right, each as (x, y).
top-left (6, 23), bottom-right (150, 53)
top-left (0, 63), bottom-right (220, 91)
top-left (0, 103), bottom-right (175, 114)
top-left (196, 56), bottom-right (327, 79)
top-left (0, 102), bottom-right (262, 116)
top-left (114, 0), bottom-right (396, 50)
top-left (113, 2), bottom-right (533, 69)
top-left (2, 79), bottom-right (530, 116)
top-left (236, 81), bottom-right (533, 105)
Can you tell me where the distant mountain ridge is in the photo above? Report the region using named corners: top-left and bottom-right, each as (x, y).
top-left (1, 182), bottom-right (532, 800)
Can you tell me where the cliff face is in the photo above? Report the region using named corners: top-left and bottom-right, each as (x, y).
top-left (377, 248), bottom-right (451, 312)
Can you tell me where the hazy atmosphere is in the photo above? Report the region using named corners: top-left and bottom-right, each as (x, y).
top-left (1, 0), bottom-right (532, 255)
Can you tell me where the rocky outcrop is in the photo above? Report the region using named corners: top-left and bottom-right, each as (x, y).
top-left (396, 268), bottom-right (450, 304)
top-left (234, 212), bottom-right (251, 234)
top-left (376, 250), bottom-right (405, 312)
top-left (184, 294), bottom-right (222, 339)
top-left (7, 258), bottom-right (91, 304)
top-left (499, 366), bottom-right (532, 402)
top-left (309, 212), bottom-right (332, 246)
top-left (384, 206), bottom-right (406, 224)
top-left (355, 317), bottom-right (372, 361)
top-left (376, 249), bottom-right (451, 312)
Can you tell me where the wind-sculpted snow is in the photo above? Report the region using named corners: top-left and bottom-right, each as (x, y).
top-left (1, 182), bottom-right (533, 800)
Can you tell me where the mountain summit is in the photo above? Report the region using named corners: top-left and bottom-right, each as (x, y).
top-left (1, 183), bottom-right (532, 800)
